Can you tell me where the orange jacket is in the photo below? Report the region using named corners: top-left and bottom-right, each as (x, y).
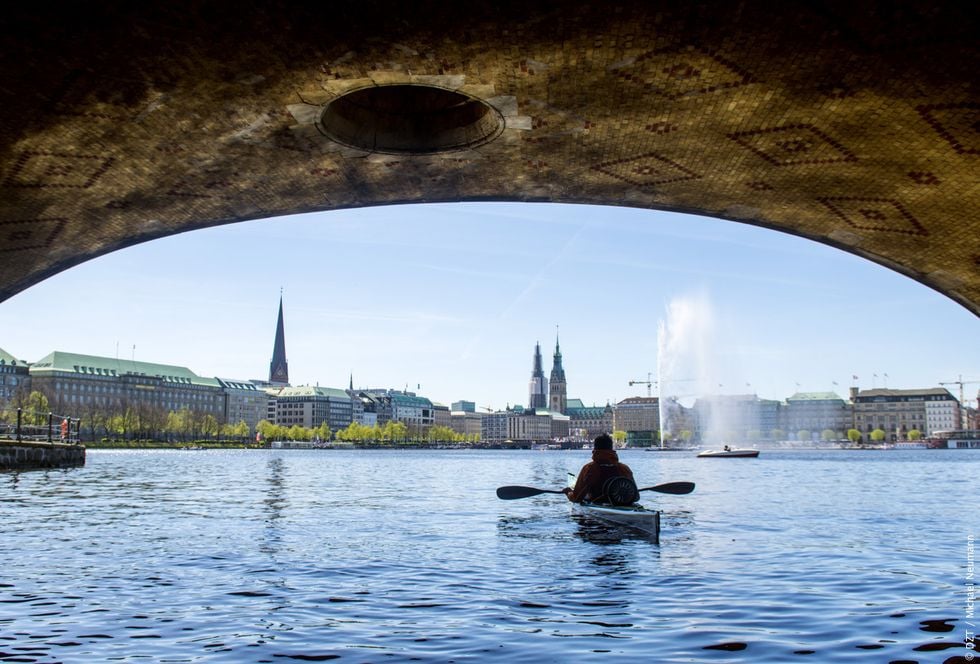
top-left (566, 449), bottom-right (634, 503)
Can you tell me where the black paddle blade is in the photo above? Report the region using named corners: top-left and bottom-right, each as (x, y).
top-left (495, 485), bottom-right (564, 500)
top-left (639, 481), bottom-right (695, 495)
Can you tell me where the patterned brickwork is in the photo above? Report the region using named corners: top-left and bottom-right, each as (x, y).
top-left (0, 0), bottom-right (976, 314)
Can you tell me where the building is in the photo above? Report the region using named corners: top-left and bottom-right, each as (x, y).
top-left (548, 333), bottom-right (567, 415)
top-left (451, 400), bottom-right (476, 413)
top-left (267, 385), bottom-right (354, 431)
top-left (390, 392), bottom-right (435, 431)
top-left (28, 351), bottom-right (224, 420)
top-left (481, 407), bottom-right (568, 445)
top-left (217, 378), bottom-right (267, 433)
top-left (0, 348), bottom-right (30, 405)
top-left (450, 408), bottom-right (485, 438)
top-left (566, 398), bottom-right (613, 440)
top-left (432, 402), bottom-right (451, 429)
top-left (612, 396), bottom-right (660, 446)
top-left (693, 394), bottom-right (769, 444)
top-left (758, 398), bottom-right (784, 440)
top-left (852, 387), bottom-right (960, 440)
top-left (268, 295), bottom-right (289, 386)
top-left (358, 389), bottom-right (434, 432)
top-left (528, 343), bottom-right (547, 410)
top-left (783, 392), bottom-right (850, 440)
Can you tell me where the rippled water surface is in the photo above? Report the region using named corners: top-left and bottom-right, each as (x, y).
top-left (1, 449), bottom-right (976, 662)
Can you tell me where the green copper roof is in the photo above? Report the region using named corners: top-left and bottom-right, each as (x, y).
top-left (0, 347), bottom-right (22, 365)
top-left (786, 392), bottom-right (844, 401)
top-left (272, 386), bottom-right (352, 400)
top-left (30, 351), bottom-right (221, 388)
top-left (566, 398), bottom-right (586, 409)
top-left (390, 393), bottom-right (433, 408)
top-left (568, 406), bottom-right (609, 418)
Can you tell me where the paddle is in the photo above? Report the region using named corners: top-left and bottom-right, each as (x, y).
top-left (495, 481), bottom-right (695, 500)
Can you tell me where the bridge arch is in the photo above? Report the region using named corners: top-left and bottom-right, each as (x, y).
top-left (0, 1), bottom-right (976, 314)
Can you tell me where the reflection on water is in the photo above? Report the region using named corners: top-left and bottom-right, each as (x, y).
top-left (0, 448), bottom-right (975, 662)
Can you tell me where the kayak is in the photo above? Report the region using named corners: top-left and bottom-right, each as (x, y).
top-left (566, 474), bottom-right (661, 539)
top-left (697, 448), bottom-right (759, 458)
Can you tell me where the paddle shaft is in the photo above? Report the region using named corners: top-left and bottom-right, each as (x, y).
top-left (496, 481), bottom-right (694, 500)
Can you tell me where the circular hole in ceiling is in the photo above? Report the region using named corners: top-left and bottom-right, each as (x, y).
top-left (318, 84), bottom-right (504, 154)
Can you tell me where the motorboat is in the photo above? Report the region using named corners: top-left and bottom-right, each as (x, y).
top-left (697, 446), bottom-right (760, 458)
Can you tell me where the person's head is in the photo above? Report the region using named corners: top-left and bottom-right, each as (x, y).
top-left (593, 433), bottom-right (614, 450)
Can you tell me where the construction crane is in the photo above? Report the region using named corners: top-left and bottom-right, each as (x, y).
top-left (939, 375), bottom-right (980, 429)
top-left (629, 373), bottom-right (656, 397)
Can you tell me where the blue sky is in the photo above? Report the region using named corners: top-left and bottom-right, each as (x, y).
top-left (1, 202), bottom-right (977, 410)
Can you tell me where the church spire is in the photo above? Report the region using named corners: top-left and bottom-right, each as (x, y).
top-left (269, 293), bottom-right (289, 385)
top-left (528, 341), bottom-right (547, 410)
top-left (549, 326), bottom-right (567, 414)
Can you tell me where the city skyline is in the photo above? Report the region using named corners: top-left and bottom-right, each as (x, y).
top-left (0, 202), bottom-right (977, 410)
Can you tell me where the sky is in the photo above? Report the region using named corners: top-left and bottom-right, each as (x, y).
top-left (1, 202), bottom-right (978, 410)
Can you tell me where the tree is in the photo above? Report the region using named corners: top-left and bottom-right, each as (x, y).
top-left (907, 429), bottom-right (922, 441)
top-left (821, 429), bottom-right (837, 442)
top-left (428, 425), bottom-right (457, 443)
top-left (612, 430), bottom-right (627, 446)
top-left (770, 429), bottom-right (785, 441)
top-left (797, 429), bottom-right (811, 442)
top-left (870, 429), bottom-right (886, 442)
top-left (26, 391), bottom-right (51, 424)
top-left (316, 421), bottom-right (332, 442)
top-left (386, 421), bottom-right (408, 443)
top-left (847, 428), bottom-right (862, 444)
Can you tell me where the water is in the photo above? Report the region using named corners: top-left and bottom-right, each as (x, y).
top-left (1, 449), bottom-right (975, 663)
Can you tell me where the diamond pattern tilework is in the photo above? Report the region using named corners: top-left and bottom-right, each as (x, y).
top-left (0, 1), bottom-right (976, 314)
top-left (728, 125), bottom-right (858, 166)
top-left (817, 198), bottom-right (928, 236)
top-left (0, 219), bottom-right (68, 253)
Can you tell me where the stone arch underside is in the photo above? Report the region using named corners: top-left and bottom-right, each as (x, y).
top-left (0, 1), bottom-right (977, 314)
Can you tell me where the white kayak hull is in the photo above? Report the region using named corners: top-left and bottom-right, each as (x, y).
top-left (567, 474), bottom-right (660, 539)
top-left (574, 502), bottom-right (661, 538)
top-left (697, 449), bottom-right (759, 458)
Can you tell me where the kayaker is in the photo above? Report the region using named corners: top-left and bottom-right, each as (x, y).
top-left (563, 433), bottom-right (636, 504)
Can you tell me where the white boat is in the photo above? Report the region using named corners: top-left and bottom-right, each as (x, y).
top-left (566, 474), bottom-right (660, 539)
top-left (697, 447), bottom-right (759, 458)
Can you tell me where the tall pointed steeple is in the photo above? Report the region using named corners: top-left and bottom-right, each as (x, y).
top-left (269, 293), bottom-right (289, 385)
top-left (528, 342), bottom-right (547, 410)
top-left (549, 326), bottom-right (567, 414)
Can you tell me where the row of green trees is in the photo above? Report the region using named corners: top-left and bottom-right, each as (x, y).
top-left (256, 419), bottom-right (480, 445)
top-left (0, 390), bottom-right (251, 443)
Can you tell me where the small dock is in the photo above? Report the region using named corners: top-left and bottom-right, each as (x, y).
top-left (0, 409), bottom-right (85, 470)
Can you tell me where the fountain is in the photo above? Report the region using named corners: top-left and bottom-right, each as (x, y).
top-left (656, 292), bottom-right (755, 449)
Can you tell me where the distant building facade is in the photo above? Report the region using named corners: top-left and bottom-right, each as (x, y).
top-left (694, 394), bottom-right (774, 444)
top-left (566, 398), bottom-right (613, 440)
top-left (29, 351), bottom-right (225, 419)
top-left (217, 378), bottom-right (267, 432)
top-left (481, 407), bottom-right (567, 444)
top-left (266, 386), bottom-right (354, 431)
top-left (784, 392), bottom-right (850, 440)
top-left (358, 390), bottom-right (434, 431)
top-left (852, 387), bottom-right (959, 439)
top-left (432, 402), bottom-right (451, 429)
top-left (613, 396), bottom-right (660, 445)
top-left (0, 348), bottom-right (30, 405)
top-left (450, 409), bottom-right (484, 438)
